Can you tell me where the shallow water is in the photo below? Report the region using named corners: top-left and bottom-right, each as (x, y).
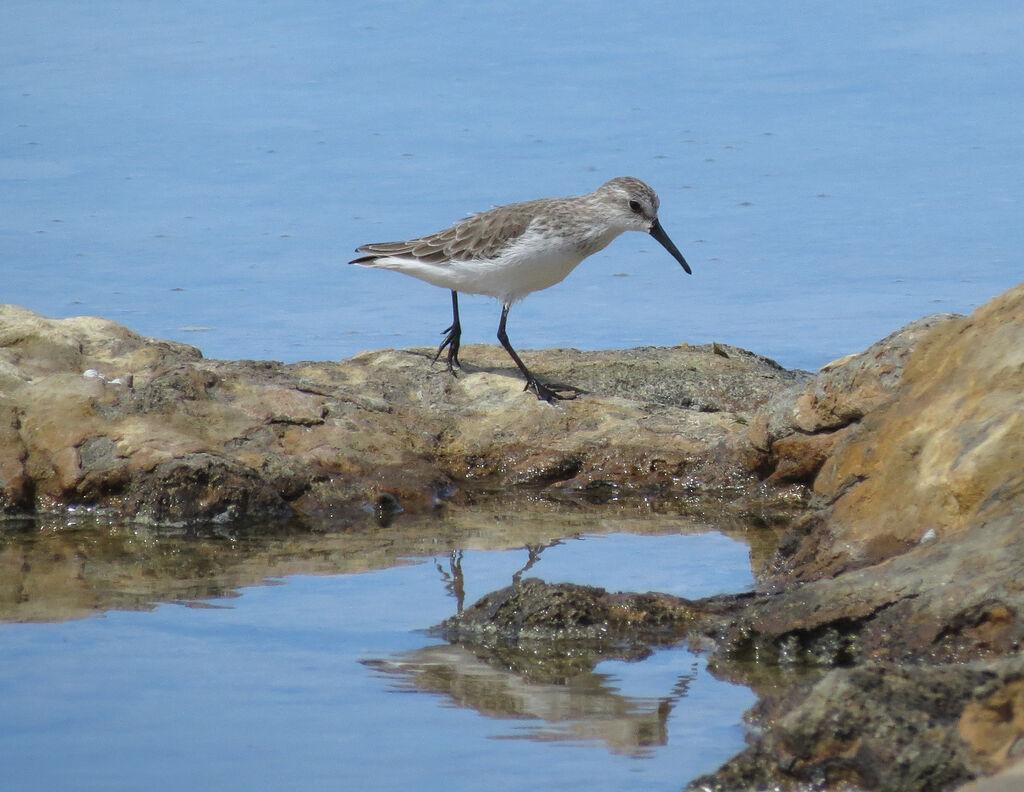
top-left (1, 506), bottom-right (760, 791)
top-left (3, 1), bottom-right (1023, 371)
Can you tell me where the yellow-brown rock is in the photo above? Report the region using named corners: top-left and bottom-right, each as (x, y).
top-left (0, 305), bottom-right (799, 523)
top-left (806, 283), bottom-right (1024, 576)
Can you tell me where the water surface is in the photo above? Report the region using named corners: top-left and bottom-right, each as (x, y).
top-left (1, 506), bottom-right (761, 791)
top-left (3, 1), bottom-right (1022, 371)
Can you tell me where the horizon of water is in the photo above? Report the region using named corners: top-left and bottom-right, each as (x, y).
top-left (2, 1), bottom-right (1022, 372)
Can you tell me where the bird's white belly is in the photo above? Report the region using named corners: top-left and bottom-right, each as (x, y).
top-left (365, 226), bottom-right (619, 304)
top-left (473, 244), bottom-right (585, 301)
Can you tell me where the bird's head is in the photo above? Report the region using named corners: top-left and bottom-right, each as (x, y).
top-left (596, 177), bottom-right (691, 273)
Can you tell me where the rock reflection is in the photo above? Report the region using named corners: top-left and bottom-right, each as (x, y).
top-left (363, 642), bottom-right (697, 756)
top-left (1, 497), bottom-right (768, 624)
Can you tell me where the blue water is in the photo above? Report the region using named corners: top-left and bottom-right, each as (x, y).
top-left (0, 531), bottom-right (755, 792)
top-left (2, 1), bottom-right (1022, 371)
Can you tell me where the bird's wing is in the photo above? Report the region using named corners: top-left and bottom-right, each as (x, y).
top-left (352, 200), bottom-right (544, 265)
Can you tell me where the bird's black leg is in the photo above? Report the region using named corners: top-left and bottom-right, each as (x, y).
top-left (496, 302), bottom-right (577, 403)
top-left (434, 290), bottom-right (462, 375)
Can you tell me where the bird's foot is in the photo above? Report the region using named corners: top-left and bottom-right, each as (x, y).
top-left (434, 351), bottom-right (461, 376)
top-left (433, 325), bottom-right (462, 376)
top-left (526, 378), bottom-right (582, 403)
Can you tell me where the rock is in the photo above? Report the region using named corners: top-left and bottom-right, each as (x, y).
top-left (434, 578), bottom-right (710, 681)
top-left (706, 511), bottom-right (1024, 671)
top-left (684, 285), bottom-right (1024, 790)
top-left (0, 305), bottom-right (802, 524)
top-left (959, 670), bottom-right (1024, 777)
top-left (687, 657), bottom-right (1024, 792)
top-left (779, 283), bottom-right (1024, 580)
top-left (437, 570), bottom-right (1024, 792)
top-left (746, 312), bottom-right (959, 484)
top-left (954, 761), bottom-right (1024, 792)
top-left (123, 453), bottom-right (293, 526)
top-left (440, 577), bottom-right (711, 642)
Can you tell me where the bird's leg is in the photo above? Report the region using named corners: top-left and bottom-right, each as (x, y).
top-left (496, 303), bottom-right (578, 403)
top-left (434, 290), bottom-right (462, 375)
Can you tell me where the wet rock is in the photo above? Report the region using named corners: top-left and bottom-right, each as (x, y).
top-left (688, 657), bottom-right (1024, 792)
top-left (437, 578), bottom-right (727, 683)
top-left (440, 577), bottom-right (711, 642)
top-left (439, 561), bottom-right (1024, 791)
top-left (123, 452), bottom-right (293, 526)
top-left (419, 284), bottom-right (1024, 792)
top-left (710, 502), bottom-right (1024, 667)
top-left (682, 286), bottom-right (1024, 792)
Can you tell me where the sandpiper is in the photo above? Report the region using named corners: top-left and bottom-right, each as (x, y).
top-left (351, 177), bottom-right (691, 402)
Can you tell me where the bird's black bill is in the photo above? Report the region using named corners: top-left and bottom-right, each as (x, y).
top-left (649, 219), bottom-right (692, 274)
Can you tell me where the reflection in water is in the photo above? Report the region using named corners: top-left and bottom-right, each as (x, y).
top-left (435, 549), bottom-right (466, 612)
top-left (434, 540), bottom-right (561, 613)
top-left (0, 500), bottom-right (768, 790)
top-left (511, 541), bottom-right (558, 586)
top-left (0, 495), bottom-right (780, 624)
top-left (363, 643), bottom-right (698, 756)
top-left (429, 542), bottom-right (564, 613)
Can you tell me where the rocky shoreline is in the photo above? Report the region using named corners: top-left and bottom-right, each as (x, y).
top-left (1, 282), bottom-right (1022, 791)
top-left (0, 304), bottom-right (797, 522)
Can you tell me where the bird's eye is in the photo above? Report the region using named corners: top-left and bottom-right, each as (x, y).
top-left (628, 199), bottom-right (643, 215)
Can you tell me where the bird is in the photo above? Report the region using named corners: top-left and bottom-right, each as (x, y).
top-left (350, 177), bottom-right (691, 403)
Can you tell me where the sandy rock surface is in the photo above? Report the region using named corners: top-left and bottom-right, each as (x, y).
top-left (0, 303), bottom-right (804, 523)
